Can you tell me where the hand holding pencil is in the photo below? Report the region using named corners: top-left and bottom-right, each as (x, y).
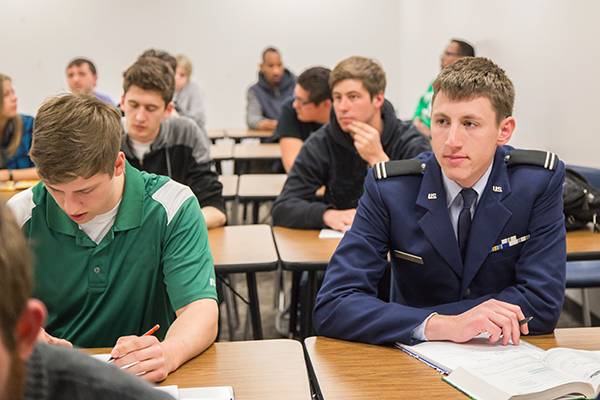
top-left (110, 324), bottom-right (171, 382)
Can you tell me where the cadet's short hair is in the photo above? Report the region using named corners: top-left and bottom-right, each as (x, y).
top-left (66, 57), bottom-right (97, 75)
top-left (0, 202), bottom-right (32, 350)
top-left (297, 66), bottom-right (331, 105)
top-left (139, 48), bottom-right (177, 74)
top-left (432, 57), bottom-right (514, 124)
top-left (123, 57), bottom-right (175, 105)
top-left (176, 54), bottom-right (193, 77)
top-left (451, 39), bottom-right (476, 57)
top-left (329, 56), bottom-right (386, 99)
top-left (31, 94), bottom-right (122, 183)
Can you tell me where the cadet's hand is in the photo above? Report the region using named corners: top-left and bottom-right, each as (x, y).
top-left (348, 121), bottom-right (389, 166)
top-left (37, 328), bottom-right (73, 348)
top-left (111, 335), bottom-right (171, 382)
top-left (256, 119), bottom-right (277, 131)
top-left (323, 209), bottom-right (356, 232)
top-left (425, 299), bottom-right (529, 345)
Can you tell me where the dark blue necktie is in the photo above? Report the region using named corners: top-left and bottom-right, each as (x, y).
top-left (458, 188), bottom-right (478, 260)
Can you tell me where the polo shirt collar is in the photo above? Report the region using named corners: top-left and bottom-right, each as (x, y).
top-left (45, 161), bottom-right (144, 236)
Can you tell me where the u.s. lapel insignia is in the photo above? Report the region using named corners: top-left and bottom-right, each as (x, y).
top-left (427, 193), bottom-right (437, 200)
top-left (492, 185), bottom-right (503, 193)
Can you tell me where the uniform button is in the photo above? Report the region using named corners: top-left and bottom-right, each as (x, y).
top-left (93, 266), bottom-right (102, 274)
top-left (464, 288), bottom-right (471, 297)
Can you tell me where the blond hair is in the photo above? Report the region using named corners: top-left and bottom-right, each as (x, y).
top-left (432, 57), bottom-right (515, 124)
top-left (329, 56), bottom-right (386, 98)
top-left (30, 94), bottom-right (122, 183)
top-left (0, 202), bottom-right (32, 349)
top-left (0, 74), bottom-right (23, 159)
top-left (176, 54), bottom-right (193, 77)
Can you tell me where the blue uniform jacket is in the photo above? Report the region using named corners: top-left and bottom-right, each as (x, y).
top-left (313, 146), bottom-right (566, 345)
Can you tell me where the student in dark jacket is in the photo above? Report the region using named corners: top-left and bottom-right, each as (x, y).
top-left (272, 56), bottom-right (431, 231)
top-left (246, 47), bottom-right (296, 131)
top-left (120, 57), bottom-right (226, 228)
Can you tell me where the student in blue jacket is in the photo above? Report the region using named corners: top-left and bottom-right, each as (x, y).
top-left (314, 57), bottom-right (566, 346)
top-left (0, 73), bottom-right (37, 182)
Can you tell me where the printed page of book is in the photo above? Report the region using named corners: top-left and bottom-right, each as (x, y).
top-left (398, 336), bottom-right (544, 373)
top-left (447, 350), bottom-right (595, 399)
top-left (544, 349), bottom-right (600, 396)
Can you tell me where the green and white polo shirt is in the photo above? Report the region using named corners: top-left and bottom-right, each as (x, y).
top-left (8, 162), bottom-right (217, 348)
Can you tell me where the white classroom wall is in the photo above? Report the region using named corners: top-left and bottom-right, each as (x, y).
top-left (4, 0), bottom-right (599, 166)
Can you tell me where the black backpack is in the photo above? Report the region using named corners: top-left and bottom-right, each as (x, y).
top-left (563, 168), bottom-right (600, 231)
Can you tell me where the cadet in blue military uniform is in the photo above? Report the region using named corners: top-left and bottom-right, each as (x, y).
top-left (314, 57), bottom-right (566, 346)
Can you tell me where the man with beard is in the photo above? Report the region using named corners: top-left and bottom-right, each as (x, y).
top-left (0, 202), bottom-right (170, 400)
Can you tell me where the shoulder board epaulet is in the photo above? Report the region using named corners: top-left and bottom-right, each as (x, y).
top-left (504, 149), bottom-right (559, 171)
top-left (373, 159), bottom-right (426, 180)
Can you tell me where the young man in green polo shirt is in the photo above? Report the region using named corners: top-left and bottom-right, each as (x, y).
top-left (7, 94), bottom-right (218, 383)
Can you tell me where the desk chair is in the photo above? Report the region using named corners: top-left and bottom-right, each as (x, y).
top-left (566, 165), bottom-right (600, 326)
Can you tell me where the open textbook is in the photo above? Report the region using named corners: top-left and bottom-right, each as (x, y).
top-left (398, 338), bottom-right (600, 399)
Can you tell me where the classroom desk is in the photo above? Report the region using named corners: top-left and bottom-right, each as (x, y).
top-left (304, 328), bottom-right (600, 400)
top-left (237, 174), bottom-right (287, 223)
top-left (0, 180), bottom-right (38, 202)
top-left (87, 339), bottom-right (311, 400)
top-left (226, 128), bottom-right (274, 141)
top-left (218, 175), bottom-right (239, 200)
top-left (566, 228), bottom-right (600, 261)
top-left (272, 227), bottom-right (341, 338)
top-left (208, 225), bottom-right (278, 340)
top-left (208, 129), bottom-right (226, 141)
top-left (232, 143), bottom-right (282, 174)
top-left (211, 142), bottom-right (234, 161)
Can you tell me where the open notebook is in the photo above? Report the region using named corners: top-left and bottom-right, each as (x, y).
top-left (91, 354), bottom-right (234, 400)
top-left (398, 338), bottom-right (600, 399)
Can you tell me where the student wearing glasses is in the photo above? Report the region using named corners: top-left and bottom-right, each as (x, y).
top-left (274, 66), bottom-right (332, 172)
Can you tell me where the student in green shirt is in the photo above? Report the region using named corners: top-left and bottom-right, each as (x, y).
top-left (413, 39), bottom-right (475, 137)
top-left (7, 94), bottom-right (218, 383)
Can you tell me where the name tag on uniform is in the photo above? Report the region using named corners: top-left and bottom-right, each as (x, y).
top-left (490, 234), bottom-right (530, 253)
top-left (393, 250), bottom-right (424, 265)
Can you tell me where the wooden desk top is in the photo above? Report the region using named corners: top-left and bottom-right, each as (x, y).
top-left (566, 229), bottom-right (600, 261)
top-left (305, 328), bottom-right (600, 400)
top-left (208, 129), bottom-right (226, 140)
top-left (218, 175), bottom-right (238, 199)
top-left (233, 143), bottom-right (281, 160)
top-left (211, 142), bottom-right (234, 160)
top-left (0, 180), bottom-right (38, 202)
top-left (237, 174), bottom-right (287, 200)
top-left (226, 128), bottom-right (274, 139)
top-left (272, 227), bottom-right (341, 270)
top-left (208, 224), bottom-right (278, 273)
top-left (87, 339), bottom-right (311, 400)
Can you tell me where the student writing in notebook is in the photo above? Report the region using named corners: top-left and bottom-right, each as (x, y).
top-left (7, 94), bottom-right (218, 382)
top-left (314, 57), bottom-right (566, 346)
top-left (0, 202), bottom-right (171, 400)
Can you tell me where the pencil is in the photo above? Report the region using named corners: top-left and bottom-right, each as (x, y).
top-left (107, 324), bottom-right (161, 363)
top-left (518, 316), bottom-right (533, 326)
